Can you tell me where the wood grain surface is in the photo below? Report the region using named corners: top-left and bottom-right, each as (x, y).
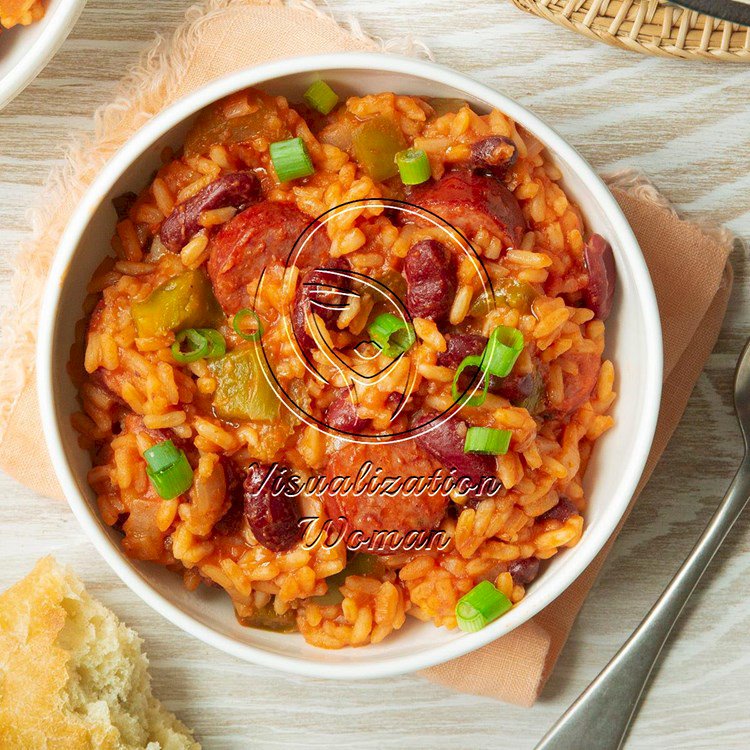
top-left (0, 1), bottom-right (749, 748)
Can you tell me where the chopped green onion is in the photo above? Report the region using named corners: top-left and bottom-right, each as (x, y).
top-left (481, 325), bottom-right (524, 377)
top-left (464, 426), bottom-right (512, 455)
top-left (144, 440), bottom-right (194, 499)
top-left (144, 440), bottom-right (181, 473)
top-left (232, 309), bottom-right (263, 341)
top-left (303, 79), bottom-right (339, 115)
top-left (269, 137), bottom-right (315, 182)
top-left (171, 328), bottom-right (225, 363)
top-left (451, 354), bottom-right (489, 406)
top-left (395, 148), bottom-right (431, 185)
top-left (451, 325), bottom-right (525, 406)
top-left (368, 313), bottom-right (416, 358)
top-left (171, 329), bottom-right (209, 363)
top-left (197, 328), bottom-right (226, 358)
top-left (455, 580), bottom-right (512, 633)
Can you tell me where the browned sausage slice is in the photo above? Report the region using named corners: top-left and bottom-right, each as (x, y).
top-left (549, 351), bottom-right (601, 416)
top-left (408, 170), bottom-right (526, 249)
top-left (323, 442), bottom-right (449, 554)
top-left (207, 201), bottom-right (331, 314)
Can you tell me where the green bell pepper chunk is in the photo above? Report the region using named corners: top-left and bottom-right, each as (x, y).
top-left (131, 269), bottom-right (223, 338)
top-left (352, 116), bottom-right (407, 182)
top-left (209, 346), bottom-right (279, 422)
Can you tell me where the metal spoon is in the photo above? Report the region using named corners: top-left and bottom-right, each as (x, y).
top-left (535, 339), bottom-right (750, 750)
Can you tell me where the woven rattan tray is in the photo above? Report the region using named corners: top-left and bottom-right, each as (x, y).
top-left (511, 0), bottom-right (750, 61)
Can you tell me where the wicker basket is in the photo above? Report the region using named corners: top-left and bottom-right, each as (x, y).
top-left (510, 0), bottom-right (750, 61)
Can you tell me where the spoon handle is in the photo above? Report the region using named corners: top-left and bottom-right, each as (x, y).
top-left (534, 459), bottom-right (750, 750)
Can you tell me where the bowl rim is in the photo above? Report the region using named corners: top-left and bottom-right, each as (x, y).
top-left (0, 0), bottom-right (87, 111)
top-left (37, 51), bottom-right (663, 679)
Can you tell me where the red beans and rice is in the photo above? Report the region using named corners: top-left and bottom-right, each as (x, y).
top-left (72, 87), bottom-right (616, 647)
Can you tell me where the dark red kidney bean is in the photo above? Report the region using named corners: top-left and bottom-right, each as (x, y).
top-left (436, 333), bottom-right (486, 369)
top-left (438, 334), bottom-right (541, 408)
top-left (412, 411), bottom-right (497, 500)
top-left (508, 557), bottom-right (540, 586)
top-left (292, 258), bottom-right (350, 353)
top-left (160, 171), bottom-right (261, 253)
top-left (582, 234), bottom-right (615, 321)
top-left (402, 239), bottom-right (457, 324)
top-left (208, 201), bottom-right (331, 315)
top-left (538, 497), bottom-right (578, 524)
top-left (213, 458), bottom-right (247, 535)
top-left (325, 389), bottom-right (369, 433)
top-left (408, 171), bottom-right (526, 249)
top-left (470, 136), bottom-right (518, 180)
top-left (243, 463), bottom-right (302, 552)
top-left (112, 191), bottom-right (137, 221)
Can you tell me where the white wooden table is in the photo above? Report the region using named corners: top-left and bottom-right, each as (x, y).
top-left (1, 1), bottom-right (749, 748)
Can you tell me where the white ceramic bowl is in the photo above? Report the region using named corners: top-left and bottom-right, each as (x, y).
top-left (37, 52), bottom-right (662, 679)
top-left (0, 0), bottom-right (86, 110)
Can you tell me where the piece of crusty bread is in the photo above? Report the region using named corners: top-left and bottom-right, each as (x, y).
top-left (0, 557), bottom-right (200, 750)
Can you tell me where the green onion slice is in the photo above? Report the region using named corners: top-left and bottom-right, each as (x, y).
top-left (395, 148), bottom-right (431, 185)
top-left (269, 137), bottom-right (315, 182)
top-left (171, 329), bottom-right (209, 363)
top-left (455, 580), bottom-right (512, 633)
top-left (171, 328), bottom-right (225, 363)
top-left (464, 426), bottom-right (512, 455)
top-left (368, 313), bottom-right (416, 358)
top-left (481, 325), bottom-right (524, 377)
top-left (232, 308), bottom-right (264, 341)
top-left (303, 79), bottom-right (339, 115)
top-left (197, 328), bottom-right (226, 358)
top-left (144, 440), bottom-right (194, 499)
top-left (451, 325), bottom-right (525, 406)
top-left (451, 354), bottom-right (489, 407)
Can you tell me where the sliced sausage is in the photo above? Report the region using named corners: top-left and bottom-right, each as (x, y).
top-left (470, 136), bottom-right (518, 180)
top-left (408, 171), bottom-right (526, 249)
top-left (322, 441), bottom-right (449, 553)
top-left (582, 233), bottom-right (616, 321)
top-left (160, 171), bottom-right (260, 253)
top-left (207, 201), bottom-right (331, 314)
top-left (402, 239), bottom-right (456, 324)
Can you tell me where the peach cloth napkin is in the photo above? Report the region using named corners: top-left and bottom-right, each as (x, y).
top-left (0, 0), bottom-right (734, 706)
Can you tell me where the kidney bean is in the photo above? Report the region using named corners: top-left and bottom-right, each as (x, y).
top-left (436, 333), bottom-right (486, 369)
top-left (412, 411), bottom-right (497, 502)
top-left (538, 497), bottom-right (578, 523)
top-left (112, 191), bottom-right (137, 221)
top-left (325, 389), bottom-right (369, 433)
top-left (213, 458), bottom-right (247, 536)
top-left (160, 171), bottom-right (261, 253)
top-left (508, 557), bottom-right (540, 586)
top-left (582, 233), bottom-right (616, 321)
top-left (243, 463), bottom-right (302, 552)
top-left (470, 136), bottom-right (518, 180)
top-left (438, 334), bottom-right (543, 411)
top-left (292, 258), bottom-right (350, 353)
top-left (402, 239), bottom-right (457, 324)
